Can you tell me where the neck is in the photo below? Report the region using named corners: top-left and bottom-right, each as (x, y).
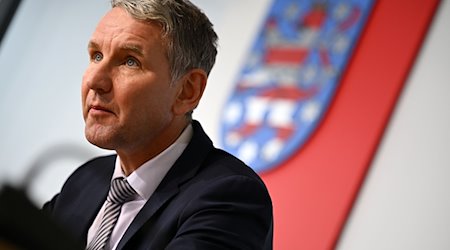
top-left (117, 119), bottom-right (190, 176)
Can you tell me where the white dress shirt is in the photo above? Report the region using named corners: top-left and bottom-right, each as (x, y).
top-left (86, 124), bottom-right (193, 250)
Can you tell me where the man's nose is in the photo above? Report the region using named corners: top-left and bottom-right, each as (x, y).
top-left (83, 62), bottom-right (113, 94)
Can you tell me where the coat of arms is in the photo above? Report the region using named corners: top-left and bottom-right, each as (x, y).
top-left (221, 0), bottom-right (374, 173)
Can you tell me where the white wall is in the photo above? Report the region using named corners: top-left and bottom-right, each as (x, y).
top-left (0, 0), bottom-right (111, 204)
top-left (0, 0), bottom-right (449, 249)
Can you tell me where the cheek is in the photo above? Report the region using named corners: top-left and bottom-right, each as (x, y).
top-left (122, 85), bottom-right (174, 123)
top-left (124, 88), bottom-right (159, 114)
top-left (114, 72), bottom-right (175, 120)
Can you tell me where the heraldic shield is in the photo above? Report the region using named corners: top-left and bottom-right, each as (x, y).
top-left (220, 0), bottom-right (374, 173)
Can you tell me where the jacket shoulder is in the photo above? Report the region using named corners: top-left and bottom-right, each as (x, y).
top-left (43, 155), bottom-right (115, 212)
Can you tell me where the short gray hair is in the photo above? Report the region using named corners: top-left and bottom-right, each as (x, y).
top-left (111, 0), bottom-right (218, 84)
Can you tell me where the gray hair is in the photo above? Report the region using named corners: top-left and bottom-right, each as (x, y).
top-left (111, 0), bottom-right (218, 84)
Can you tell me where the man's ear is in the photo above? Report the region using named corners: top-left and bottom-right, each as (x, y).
top-left (173, 69), bottom-right (207, 116)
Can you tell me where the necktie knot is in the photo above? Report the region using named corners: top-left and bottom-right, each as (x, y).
top-left (107, 177), bottom-right (136, 204)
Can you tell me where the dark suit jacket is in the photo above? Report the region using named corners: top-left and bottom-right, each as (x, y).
top-left (43, 121), bottom-right (273, 249)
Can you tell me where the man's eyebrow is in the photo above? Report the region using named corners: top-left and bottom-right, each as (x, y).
top-left (120, 44), bottom-right (145, 56)
top-left (87, 41), bottom-right (100, 51)
top-left (86, 41), bottom-right (144, 56)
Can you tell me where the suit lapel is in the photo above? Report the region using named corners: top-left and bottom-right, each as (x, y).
top-left (116, 121), bottom-right (213, 249)
top-left (70, 156), bottom-right (115, 245)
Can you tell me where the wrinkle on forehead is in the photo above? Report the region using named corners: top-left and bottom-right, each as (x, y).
top-left (95, 7), bottom-right (161, 37)
top-left (88, 7), bottom-right (165, 55)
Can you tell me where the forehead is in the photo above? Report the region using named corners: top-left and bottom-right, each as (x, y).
top-left (90, 7), bottom-right (164, 49)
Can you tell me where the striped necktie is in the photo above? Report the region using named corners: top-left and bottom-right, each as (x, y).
top-left (86, 177), bottom-right (137, 250)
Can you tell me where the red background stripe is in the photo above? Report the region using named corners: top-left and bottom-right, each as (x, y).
top-left (260, 0), bottom-right (441, 249)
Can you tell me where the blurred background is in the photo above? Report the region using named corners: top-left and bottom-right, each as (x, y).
top-left (0, 0), bottom-right (449, 249)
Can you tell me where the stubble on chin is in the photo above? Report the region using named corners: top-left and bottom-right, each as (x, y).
top-left (84, 122), bottom-right (118, 150)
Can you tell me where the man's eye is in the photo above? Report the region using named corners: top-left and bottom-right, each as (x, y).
top-left (92, 52), bottom-right (103, 62)
top-left (125, 57), bottom-right (139, 67)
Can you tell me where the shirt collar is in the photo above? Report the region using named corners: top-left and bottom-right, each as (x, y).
top-left (112, 124), bottom-right (193, 200)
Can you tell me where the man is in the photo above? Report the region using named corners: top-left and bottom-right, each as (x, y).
top-left (43, 0), bottom-right (273, 249)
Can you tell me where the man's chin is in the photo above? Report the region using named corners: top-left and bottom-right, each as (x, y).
top-left (84, 127), bottom-right (117, 150)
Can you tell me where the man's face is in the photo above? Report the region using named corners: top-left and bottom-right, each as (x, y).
top-left (82, 7), bottom-right (179, 155)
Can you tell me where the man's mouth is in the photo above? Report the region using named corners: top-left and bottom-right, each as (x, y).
top-left (89, 105), bottom-right (114, 115)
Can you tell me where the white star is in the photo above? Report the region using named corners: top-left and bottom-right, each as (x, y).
top-left (238, 141), bottom-right (259, 165)
top-left (333, 35), bottom-right (349, 54)
top-left (224, 101), bottom-right (242, 126)
top-left (301, 101), bottom-right (321, 122)
top-left (262, 139), bottom-right (284, 162)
